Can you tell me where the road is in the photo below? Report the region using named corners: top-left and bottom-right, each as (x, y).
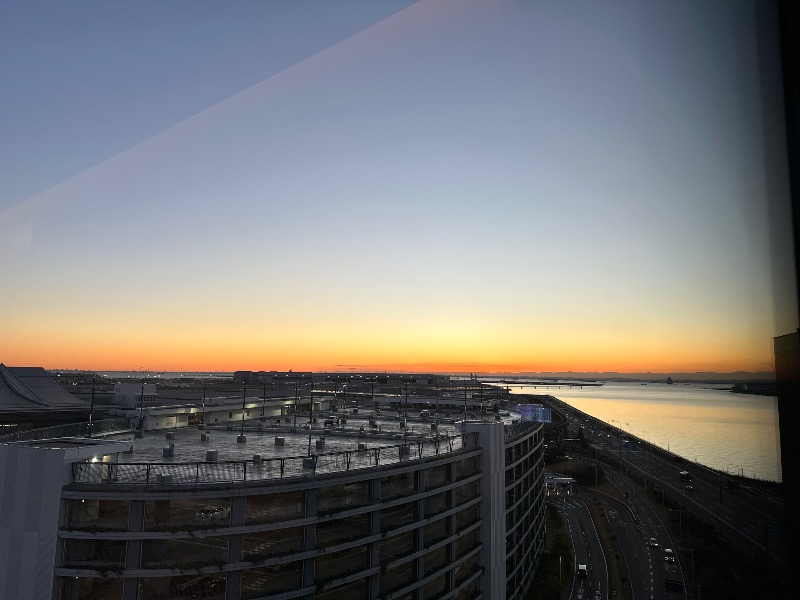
top-left (608, 471), bottom-right (685, 599)
top-left (550, 493), bottom-right (608, 600)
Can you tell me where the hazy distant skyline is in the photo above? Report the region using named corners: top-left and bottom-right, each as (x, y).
top-left (1, 0), bottom-right (796, 373)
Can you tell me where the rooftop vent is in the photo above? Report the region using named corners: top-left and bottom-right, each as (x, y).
top-left (275, 436), bottom-right (285, 446)
top-left (206, 450), bottom-right (219, 462)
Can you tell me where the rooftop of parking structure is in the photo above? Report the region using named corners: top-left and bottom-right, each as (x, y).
top-left (84, 408), bottom-right (522, 465)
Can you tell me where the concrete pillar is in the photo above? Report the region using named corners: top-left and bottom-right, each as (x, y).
top-left (120, 500), bottom-right (145, 600)
top-left (225, 572), bottom-right (241, 600)
top-left (464, 421), bottom-right (506, 599)
top-left (303, 488), bottom-right (317, 589)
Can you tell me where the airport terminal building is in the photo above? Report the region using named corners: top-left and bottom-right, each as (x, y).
top-left (0, 387), bottom-right (546, 600)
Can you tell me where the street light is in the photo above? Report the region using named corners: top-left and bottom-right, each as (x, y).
top-left (307, 373), bottom-right (314, 457)
top-left (238, 382), bottom-right (247, 443)
top-left (201, 382), bottom-right (206, 425)
top-left (87, 374), bottom-right (96, 438)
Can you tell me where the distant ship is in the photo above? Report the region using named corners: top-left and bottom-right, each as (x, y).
top-left (667, 376), bottom-right (674, 384)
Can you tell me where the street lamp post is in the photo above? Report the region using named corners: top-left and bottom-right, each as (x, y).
top-left (307, 373), bottom-right (314, 456)
top-left (294, 380), bottom-right (299, 429)
top-left (88, 374), bottom-right (96, 438)
top-left (404, 381), bottom-right (409, 445)
top-left (201, 382), bottom-right (206, 425)
top-left (237, 382), bottom-right (248, 443)
top-left (463, 382), bottom-right (468, 424)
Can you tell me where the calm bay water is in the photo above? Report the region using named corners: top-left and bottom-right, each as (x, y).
top-left (507, 381), bottom-right (782, 482)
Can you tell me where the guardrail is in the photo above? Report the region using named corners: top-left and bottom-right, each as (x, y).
top-left (71, 432), bottom-right (480, 486)
top-left (0, 418), bottom-right (131, 444)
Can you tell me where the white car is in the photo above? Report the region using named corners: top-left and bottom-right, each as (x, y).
top-left (194, 506), bottom-right (230, 522)
top-left (664, 548), bottom-right (675, 562)
top-left (648, 537), bottom-right (659, 548)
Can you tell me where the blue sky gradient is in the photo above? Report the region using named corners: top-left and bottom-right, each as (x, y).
top-left (0, 0), bottom-right (795, 372)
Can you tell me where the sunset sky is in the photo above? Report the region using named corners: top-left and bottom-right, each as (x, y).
top-left (0, 0), bottom-right (796, 374)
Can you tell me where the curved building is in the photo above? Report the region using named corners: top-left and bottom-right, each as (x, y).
top-left (0, 410), bottom-right (544, 599)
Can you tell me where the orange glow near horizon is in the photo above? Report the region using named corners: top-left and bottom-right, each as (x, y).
top-left (1, 316), bottom-right (775, 374)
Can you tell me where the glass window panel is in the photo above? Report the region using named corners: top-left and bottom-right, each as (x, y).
top-left (424, 492), bottom-right (448, 518)
top-left (141, 536), bottom-right (228, 568)
top-left (316, 514), bottom-right (369, 548)
top-left (67, 499), bottom-right (129, 530)
top-left (137, 575), bottom-right (226, 599)
top-left (424, 573), bottom-right (447, 599)
top-left (381, 472), bottom-right (415, 500)
top-left (240, 562), bottom-right (302, 599)
top-left (143, 498), bottom-right (230, 531)
top-left (242, 527), bottom-right (303, 560)
top-left (317, 481), bottom-right (371, 514)
top-left (380, 530), bottom-right (414, 562)
top-left (244, 491), bottom-right (304, 524)
top-left (380, 501), bottom-right (417, 532)
top-left (425, 464), bottom-right (448, 490)
top-left (60, 577), bottom-right (123, 599)
top-left (424, 518), bottom-right (449, 547)
top-left (380, 560), bottom-right (414, 595)
top-left (316, 578), bottom-right (369, 600)
top-left (63, 539), bottom-right (126, 567)
top-left (315, 546), bottom-right (368, 583)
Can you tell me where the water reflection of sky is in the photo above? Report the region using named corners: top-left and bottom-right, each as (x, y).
top-left (510, 382), bottom-right (781, 482)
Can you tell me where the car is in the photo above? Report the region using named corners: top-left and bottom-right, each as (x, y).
top-left (664, 548), bottom-right (675, 562)
top-left (684, 485), bottom-right (694, 493)
top-left (194, 506), bottom-right (230, 522)
top-left (323, 419), bottom-right (335, 427)
top-left (420, 410), bottom-right (430, 418)
top-left (649, 538), bottom-right (659, 548)
top-left (577, 564), bottom-right (588, 577)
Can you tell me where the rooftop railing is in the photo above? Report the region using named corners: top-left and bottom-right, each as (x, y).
top-left (71, 432), bottom-right (480, 486)
top-left (504, 420), bottom-right (541, 443)
top-left (0, 418), bottom-right (131, 444)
